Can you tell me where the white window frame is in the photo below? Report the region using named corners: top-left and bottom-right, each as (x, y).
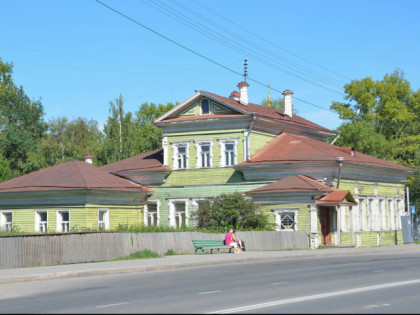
top-left (191, 197), bottom-right (212, 227)
top-left (168, 199), bottom-right (189, 228)
top-left (368, 199), bottom-right (373, 230)
top-left (194, 139), bottom-right (214, 168)
top-left (98, 208), bottom-right (109, 230)
top-left (0, 211), bottom-right (13, 232)
top-left (217, 137), bottom-right (239, 167)
top-left (35, 210), bottom-right (48, 232)
top-left (144, 200), bottom-right (160, 226)
top-left (396, 199), bottom-right (402, 229)
top-left (387, 199), bottom-right (394, 230)
top-left (56, 209), bottom-right (70, 232)
top-left (378, 199), bottom-right (384, 231)
top-left (200, 98), bottom-right (210, 115)
top-left (171, 141), bottom-right (190, 170)
top-left (358, 199), bottom-right (365, 231)
top-left (272, 208), bottom-right (299, 231)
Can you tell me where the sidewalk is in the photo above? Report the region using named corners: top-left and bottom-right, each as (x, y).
top-left (1, 244), bottom-right (419, 285)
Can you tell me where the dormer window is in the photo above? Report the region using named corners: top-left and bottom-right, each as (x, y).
top-left (201, 99), bottom-right (210, 115)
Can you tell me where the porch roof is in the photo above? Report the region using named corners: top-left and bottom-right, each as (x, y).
top-left (316, 190), bottom-right (357, 206)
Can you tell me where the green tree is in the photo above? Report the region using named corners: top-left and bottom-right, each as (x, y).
top-left (102, 95), bottom-right (141, 163)
top-left (0, 58), bottom-right (47, 177)
top-left (331, 70), bottom-right (420, 213)
top-left (35, 117), bottom-right (104, 167)
top-left (135, 102), bottom-right (176, 153)
top-left (0, 154), bottom-right (12, 182)
top-left (192, 192), bottom-right (270, 230)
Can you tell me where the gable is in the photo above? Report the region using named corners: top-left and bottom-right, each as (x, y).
top-left (176, 98), bottom-right (239, 118)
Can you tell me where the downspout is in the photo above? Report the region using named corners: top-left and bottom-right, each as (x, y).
top-left (247, 112), bottom-right (257, 161)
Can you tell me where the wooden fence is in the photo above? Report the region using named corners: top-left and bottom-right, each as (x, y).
top-left (0, 231), bottom-right (309, 269)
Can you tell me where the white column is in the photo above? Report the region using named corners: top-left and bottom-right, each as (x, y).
top-left (310, 204), bottom-right (318, 249)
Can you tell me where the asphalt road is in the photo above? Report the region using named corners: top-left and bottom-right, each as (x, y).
top-left (1, 252), bottom-right (419, 313)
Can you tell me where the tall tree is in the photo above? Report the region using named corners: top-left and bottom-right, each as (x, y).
top-left (102, 95), bottom-right (140, 163)
top-left (0, 58), bottom-right (47, 177)
top-left (331, 70), bottom-right (420, 213)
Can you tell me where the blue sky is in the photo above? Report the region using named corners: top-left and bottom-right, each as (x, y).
top-left (1, 0), bottom-right (419, 131)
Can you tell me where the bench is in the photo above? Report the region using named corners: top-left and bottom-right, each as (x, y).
top-left (192, 239), bottom-right (233, 255)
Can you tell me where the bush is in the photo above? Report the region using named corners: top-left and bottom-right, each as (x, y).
top-left (192, 192), bottom-right (271, 230)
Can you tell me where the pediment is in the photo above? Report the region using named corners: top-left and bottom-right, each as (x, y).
top-left (154, 91), bottom-right (247, 122)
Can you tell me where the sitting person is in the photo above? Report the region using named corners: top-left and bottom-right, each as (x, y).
top-left (225, 229), bottom-right (241, 253)
top-left (232, 229), bottom-right (244, 252)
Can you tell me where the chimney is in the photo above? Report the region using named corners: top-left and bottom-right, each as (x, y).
top-left (282, 89), bottom-right (294, 117)
top-left (84, 154), bottom-right (94, 164)
top-left (229, 90), bottom-right (240, 101)
top-left (237, 81), bottom-right (249, 105)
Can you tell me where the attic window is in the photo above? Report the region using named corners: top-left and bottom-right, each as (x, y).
top-left (201, 99), bottom-right (210, 115)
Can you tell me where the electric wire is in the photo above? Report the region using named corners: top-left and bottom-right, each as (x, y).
top-left (191, 0), bottom-right (352, 82)
top-left (95, 0), bottom-right (334, 112)
top-left (141, 0), bottom-right (344, 93)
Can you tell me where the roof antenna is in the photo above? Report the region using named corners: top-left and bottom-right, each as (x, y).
top-left (243, 58), bottom-right (248, 82)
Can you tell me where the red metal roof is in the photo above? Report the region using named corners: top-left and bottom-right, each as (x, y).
top-left (246, 175), bottom-right (337, 194)
top-left (0, 160), bottom-right (151, 193)
top-left (100, 148), bottom-right (170, 174)
top-left (237, 133), bottom-right (415, 172)
top-left (316, 190), bottom-right (357, 205)
top-left (199, 91), bottom-right (335, 134)
top-left (154, 90), bottom-right (334, 134)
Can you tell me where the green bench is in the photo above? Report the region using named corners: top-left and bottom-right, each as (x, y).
top-left (192, 239), bottom-right (233, 254)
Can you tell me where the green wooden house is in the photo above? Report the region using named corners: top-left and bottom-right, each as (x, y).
top-left (0, 81), bottom-right (416, 248)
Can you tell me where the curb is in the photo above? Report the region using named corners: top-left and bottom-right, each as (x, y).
top-left (1, 245), bottom-right (418, 284)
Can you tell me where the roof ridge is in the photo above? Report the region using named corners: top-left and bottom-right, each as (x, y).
top-left (73, 161), bottom-right (90, 189)
top-left (296, 174), bottom-right (328, 191)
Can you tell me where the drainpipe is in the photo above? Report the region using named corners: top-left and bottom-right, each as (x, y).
top-left (246, 112), bottom-right (257, 161)
top-left (336, 157), bottom-right (344, 189)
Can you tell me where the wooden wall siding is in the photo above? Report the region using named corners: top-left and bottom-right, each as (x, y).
top-left (250, 132), bottom-right (275, 156)
top-left (0, 231), bottom-right (309, 269)
top-left (377, 184), bottom-right (402, 196)
top-left (381, 231), bottom-right (398, 246)
top-left (259, 204), bottom-right (310, 231)
top-left (166, 131), bottom-right (244, 169)
top-left (150, 182), bottom-right (269, 227)
top-left (7, 207), bottom-right (142, 233)
top-left (338, 182), bottom-right (355, 194)
top-left (357, 183), bottom-right (376, 195)
top-left (359, 232), bottom-right (378, 247)
top-left (163, 168), bottom-right (244, 186)
top-left (340, 232), bottom-right (353, 246)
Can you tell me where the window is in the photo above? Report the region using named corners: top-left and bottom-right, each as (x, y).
top-left (200, 144), bottom-right (211, 168)
top-left (194, 139), bottom-right (214, 168)
top-left (396, 200), bottom-right (401, 229)
top-left (387, 199), bottom-right (393, 229)
top-left (358, 199), bottom-right (364, 231)
top-left (98, 209), bottom-right (109, 230)
top-left (272, 208), bottom-right (298, 231)
top-left (169, 200), bottom-right (188, 228)
top-left (368, 199), bottom-right (373, 230)
top-left (35, 211), bottom-right (48, 232)
top-left (201, 99), bottom-right (210, 114)
top-left (218, 137), bottom-right (238, 167)
top-left (1, 212), bottom-right (13, 232)
top-left (146, 202), bottom-right (159, 226)
top-left (57, 210), bottom-right (70, 232)
top-left (177, 146), bottom-right (187, 169)
top-left (378, 200), bottom-right (384, 230)
top-left (171, 142), bottom-right (190, 170)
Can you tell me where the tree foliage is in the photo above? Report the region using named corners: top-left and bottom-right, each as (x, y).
top-left (331, 70), bottom-right (420, 213)
top-left (0, 58), bottom-right (47, 177)
top-left (192, 192), bottom-right (270, 231)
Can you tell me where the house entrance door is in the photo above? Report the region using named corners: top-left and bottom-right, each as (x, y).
top-left (319, 206), bottom-right (332, 246)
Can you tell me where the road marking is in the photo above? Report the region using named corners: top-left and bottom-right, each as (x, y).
top-left (272, 282), bottom-right (289, 285)
top-left (97, 302), bottom-right (129, 308)
top-left (199, 290), bottom-right (222, 295)
top-left (374, 270), bottom-right (385, 273)
top-left (208, 278), bottom-right (420, 314)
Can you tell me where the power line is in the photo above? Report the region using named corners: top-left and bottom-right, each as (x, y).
top-left (141, 0), bottom-right (344, 93)
top-left (95, 0), bottom-right (334, 113)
